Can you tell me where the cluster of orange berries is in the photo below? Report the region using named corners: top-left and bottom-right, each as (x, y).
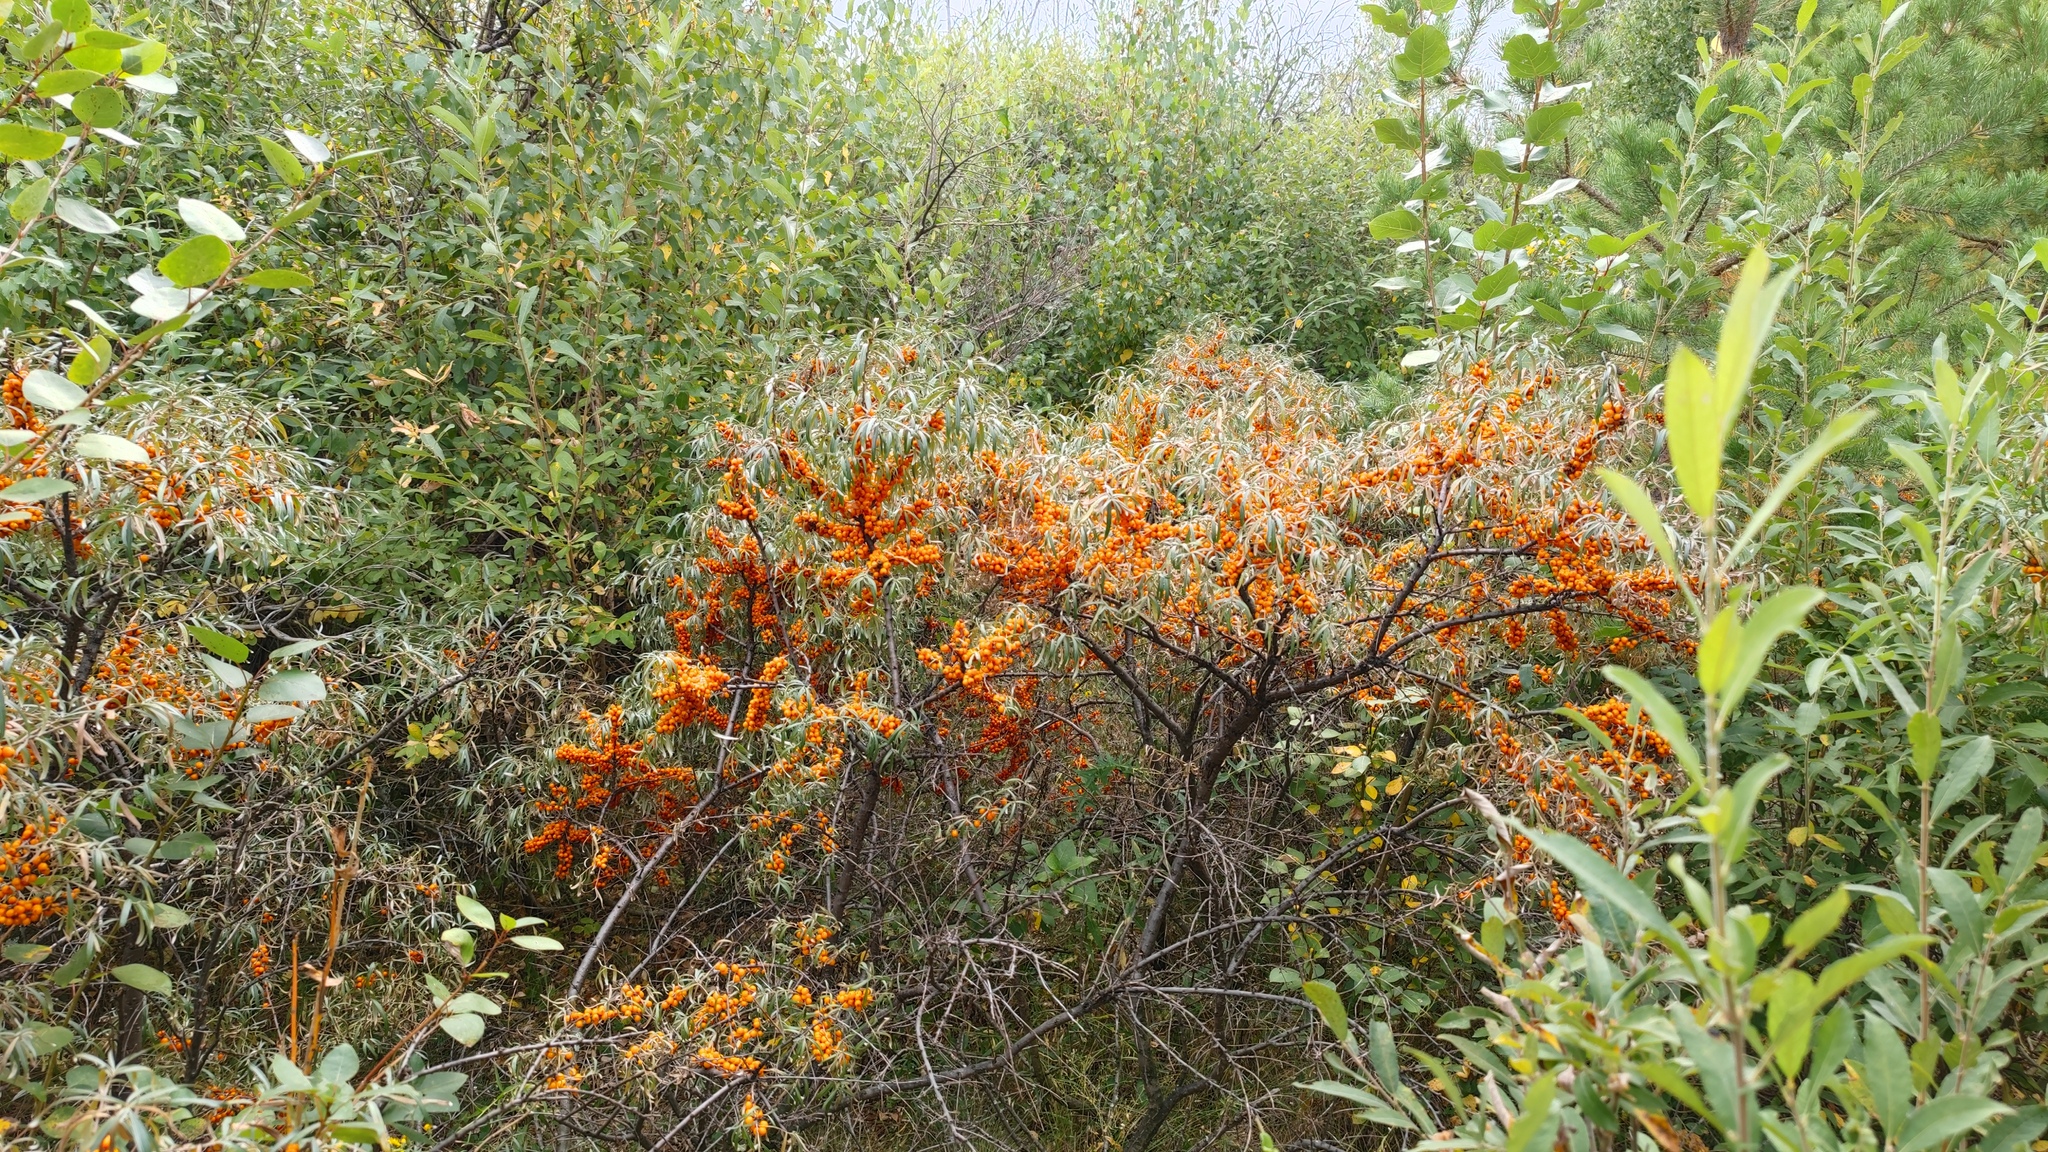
top-left (248, 943), bottom-right (273, 979)
top-left (741, 1092), bottom-right (770, 1138)
top-left (742, 655), bottom-right (789, 731)
top-left (0, 816), bottom-right (68, 927)
top-left (566, 983), bottom-right (654, 1028)
top-left (793, 923), bottom-right (835, 967)
top-left (917, 616), bottom-right (1031, 695)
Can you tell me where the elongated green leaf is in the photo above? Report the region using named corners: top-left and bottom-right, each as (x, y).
top-left (1506, 1072), bottom-right (1560, 1152)
top-left (111, 963), bottom-right (173, 995)
top-left (243, 268), bottom-right (313, 289)
top-left (1716, 247), bottom-right (1794, 409)
top-left (1863, 1016), bottom-right (1912, 1137)
top-left (1812, 934), bottom-right (1931, 1003)
top-left (1597, 469), bottom-right (1683, 590)
top-left (509, 934), bottom-right (563, 951)
top-left (188, 626), bottom-right (250, 663)
top-left (1302, 979), bottom-right (1351, 1047)
top-left (0, 476), bottom-right (74, 503)
top-left (10, 176), bottom-right (52, 223)
top-left (1892, 1090), bottom-right (2007, 1147)
top-left (1723, 587), bottom-right (1823, 712)
top-left (1662, 345), bottom-right (1720, 519)
top-left (260, 137), bottom-right (306, 185)
top-left (1783, 887), bottom-right (1848, 955)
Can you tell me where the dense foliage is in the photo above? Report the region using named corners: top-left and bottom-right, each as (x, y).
top-left (0, 0), bottom-right (2044, 1149)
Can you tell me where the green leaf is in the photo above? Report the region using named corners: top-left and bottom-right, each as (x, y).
top-left (444, 992), bottom-right (501, 1016)
top-left (456, 894), bottom-right (494, 930)
top-left (69, 86), bottom-right (126, 127)
top-left (257, 669), bottom-right (326, 703)
top-left (1528, 828), bottom-right (1682, 948)
top-left (159, 234), bottom-right (233, 288)
top-left (1369, 208), bottom-right (1423, 241)
top-left (1662, 345), bottom-right (1720, 519)
top-left (1502, 33), bottom-right (1558, 80)
top-left (1473, 263), bottom-right (1522, 302)
top-left (1765, 969), bottom-right (1816, 1077)
top-left (1783, 887), bottom-right (1849, 955)
top-left (0, 476), bottom-right (75, 503)
top-left (1908, 709), bottom-right (1940, 783)
top-left (178, 197), bottom-right (245, 243)
top-left (1392, 23), bottom-right (1451, 79)
top-left (1506, 1072), bottom-right (1560, 1152)
top-left (111, 963), bottom-right (173, 996)
top-left (1300, 1080), bottom-right (1415, 1128)
top-left (438, 1012), bottom-right (485, 1046)
top-left (1301, 979), bottom-right (1351, 1047)
top-left (51, 0), bottom-right (93, 32)
top-left (0, 123), bottom-right (69, 162)
top-left (463, 328), bottom-right (510, 345)
top-left (1862, 1018), bottom-right (1913, 1137)
top-left (317, 1043), bottom-right (359, 1085)
top-left (242, 268), bottom-right (313, 289)
top-left (74, 432), bottom-right (149, 463)
top-left (1596, 470), bottom-right (1683, 594)
top-left (67, 336), bottom-right (110, 385)
top-left (1524, 101), bottom-right (1583, 145)
top-left (509, 934), bottom-right (563, 951)
top-left (283, 128), bottom-right (331, 164)
top-left (23, 369), bottom-right (84, 409)
top-left (1371, 116), bottom-right (1420, 149)
top-left (1813, 934), bottom-right (1932, 1003)
top-left (1723, 587), bottom-right (1824, 711)
top-left (55, 196), bottom-right (120, 234)
top-left (276, 195), bottom-right (323, 226)
top-left (260, 137), bottom-right (306, 185)
top-left (1930, 735), bottom-right (1994, 822)
top-left (188, 625), bottom-right (250, 663)
top-left (36, 69), bottom-right (102, 96)
top-left (271, 1053), bottom-right (313, 1092)
top-left (10, 176), bottom-right (52, 222)
top-left (1715, 247), bottom-right (1794, 416)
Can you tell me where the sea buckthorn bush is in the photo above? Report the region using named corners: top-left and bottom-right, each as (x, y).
top-left (0, 0), bottom-right (2044, 1147)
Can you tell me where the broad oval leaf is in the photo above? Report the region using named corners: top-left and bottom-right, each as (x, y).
top-left (70, 86), bottom-right (127, 128)
top-left (438, 1012), bottom-right (486, 1046)
top-left (257, 669), bottom-right (326, 703)
top-left (159, 234), bottom-right (233, 288)
top-left (74, 432), bottom-right (149, 463)
top-left (55, 197), bottom-right (120, 235)
top-left (284, 128), bottom-right (332, 164)
top-left (0, 123), bottom-right (67, 161)
top-left (455, 894), bottom-right (494, 930)
top-left (509, 934), bottom-right (564, 951)
top-left (178, 197), bottom-right (246, 242)
top-left (23, 369), bottom-right (85, 410)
